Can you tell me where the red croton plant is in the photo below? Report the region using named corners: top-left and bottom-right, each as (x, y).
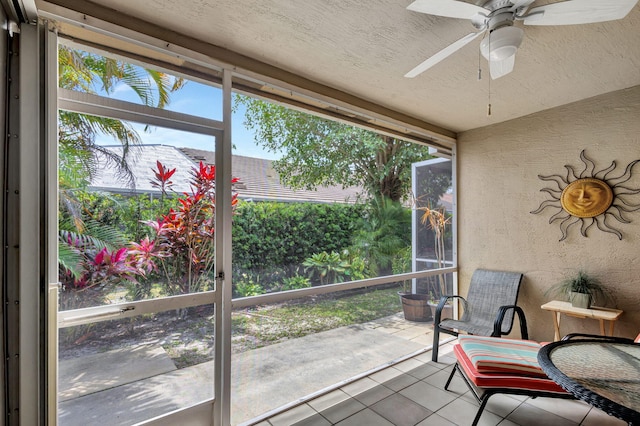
top-left (61, 160), bottom-right (238, 300)
top-left (140, 161), bottom-right (239, 295)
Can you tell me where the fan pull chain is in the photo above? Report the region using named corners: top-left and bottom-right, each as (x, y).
top-left (488, 77), bottom-right (492, 116)
top-left (478, 46), bottom-right (482, 80)
top-left (487, 31), bottom-right (492, 116)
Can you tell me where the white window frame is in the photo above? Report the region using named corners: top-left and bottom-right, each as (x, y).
top-left (35, 17), bottom-right (461, 425)
top-left (53, 36), bottom-right (231, 425)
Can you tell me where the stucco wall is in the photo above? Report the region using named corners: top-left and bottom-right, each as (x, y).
top-left (457, 85), bottom-right (640, 341)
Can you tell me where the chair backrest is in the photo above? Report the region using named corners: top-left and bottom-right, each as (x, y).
top-left (462, 269), bottom-right (524, 334)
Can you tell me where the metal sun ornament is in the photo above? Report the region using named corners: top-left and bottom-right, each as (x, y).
top-left (531, 150), bottom-right (640, 241)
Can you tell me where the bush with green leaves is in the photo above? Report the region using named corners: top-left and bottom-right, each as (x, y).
top-left (61, 193), bottom-right (367, 296)
top-left (351, 197), bottom-right (411, 277)
top-left (303, 250), bottom-right (366, 286)
top-left (232, 201), bottom-right (365, 280)
top-left (67, 189), bottom-right (170, 242)
top-left (280, 275), bottom-right (311, 291)
top-left (392, 246), bottom-right (412, 293)
top-left (234, 274), bottom-right (265, 297)
top-left (62, 189), bottom-right (419, 301)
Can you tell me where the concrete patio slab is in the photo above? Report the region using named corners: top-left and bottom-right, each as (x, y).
top-left (59, 356), bottom-right (215, 426)
top-left (57, 315), bottom-right (434, 426)
top-left (58, 345), bottom-right (177, 402)
top-left (231, 323), bottom-right (428, 423)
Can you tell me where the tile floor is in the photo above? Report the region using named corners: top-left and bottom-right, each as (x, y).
top-left (254, 342), bottom-right (627, 426)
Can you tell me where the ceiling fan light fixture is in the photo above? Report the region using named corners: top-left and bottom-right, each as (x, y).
top-left (480, 26), bottom-right (524, 61)
top-left (405, 0), bottom-right (636, 80)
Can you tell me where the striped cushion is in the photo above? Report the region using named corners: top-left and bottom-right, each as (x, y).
top-left (453, 344), bottom-right (568, 394)
top-left (457, 335), bottom-right (547, 378)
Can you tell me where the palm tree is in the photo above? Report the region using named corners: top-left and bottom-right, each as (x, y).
top-left (57, 45), bottom-right (185, 289)
top-left (352, 197), bottom-right (411, 277)
top-left (58, 45), bottom-right (184, 186)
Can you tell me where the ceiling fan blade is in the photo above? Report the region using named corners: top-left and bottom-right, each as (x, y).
top-left (489, 54), bottom-right (516, 79)
top-left (407, 0), bottom-right (489, 19)
top-left (405, 32), bottom-right (483, 78)
top-left (524, 0), bottom-right (639, 26)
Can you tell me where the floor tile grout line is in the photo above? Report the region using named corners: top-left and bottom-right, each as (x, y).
top-left (578, 407), bottom-right (593, 425)
top-left (259, 340), bottom-right (612, 426)
top-left (240, 345), bottom-right (441, 426)
top-left (267, 368), bottom-right (607, 426)
top-left (252, 336), bottom-right (620, 426)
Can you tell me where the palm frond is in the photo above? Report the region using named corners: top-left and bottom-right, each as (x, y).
top-left (59, 111), bottom-right (140, 189)
top-left (58, 241), bottom-right (85, 279)
top-left (59, 218), bottom-right (126, 251)
top-left (81, 219), bottom-right (127, 249)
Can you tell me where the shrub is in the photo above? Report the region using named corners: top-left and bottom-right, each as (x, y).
top-left (58, 218), bottom-right (145, 309)
top-left (303, 251), bottom-right (367, 286)
top-left (235, 274), bottom-right (265, 297)
top-left (232, 201), bottom-right (364, 278)
top-left (280, 275), bottom-right (311, 291)
top-left (350, 197), bottom-right (411, 277)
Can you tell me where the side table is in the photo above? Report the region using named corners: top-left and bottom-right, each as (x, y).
top-left (541, 300), bottom-right (623, 341)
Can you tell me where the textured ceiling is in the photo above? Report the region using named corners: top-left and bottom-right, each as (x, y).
top-left (45, 0), bottom-right (640, 134)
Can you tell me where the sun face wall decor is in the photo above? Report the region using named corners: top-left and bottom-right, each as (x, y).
top-left (560, 178), bottom-right (613, 218)
top-left (531, 150), bottom-right (640, 241)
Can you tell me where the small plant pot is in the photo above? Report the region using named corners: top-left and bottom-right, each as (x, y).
top-left (400, 294), bottom-right (433, 322)
top-left (570, 291), bottom-right (591, 309)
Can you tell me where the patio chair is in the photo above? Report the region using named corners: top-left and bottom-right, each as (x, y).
top-left (431, 269), bottom-right (527, 361)
top-left (446, 333), bottom-right (639, 426)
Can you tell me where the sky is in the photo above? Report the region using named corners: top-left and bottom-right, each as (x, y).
top-left (94, 75), bottom-right (281, 160)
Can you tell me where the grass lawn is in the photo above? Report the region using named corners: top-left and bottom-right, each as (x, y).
top-left (231, 285), bottom-right (402, 352)
top-left (59, 285), bottom-right (405, 368)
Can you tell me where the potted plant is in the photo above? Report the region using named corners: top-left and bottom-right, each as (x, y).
top-left (399, 203), bottom-right (450, 322)
top-left (395, 248), bottom-right (432, 322)
top-left (546, 270), bottom-right (610, 309)
top-left (423, 205), bottom-right (452, 317)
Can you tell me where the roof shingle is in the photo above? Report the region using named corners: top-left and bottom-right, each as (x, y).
top-left (89, 144), bottom-right (362, 204)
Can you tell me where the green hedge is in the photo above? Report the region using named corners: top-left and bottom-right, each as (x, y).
top-left (68, 193), bottom-right (365, 270)
top-left (67, 192), bottom-right (368, 285)
top-left (232, 201), bottom-right (365, 273)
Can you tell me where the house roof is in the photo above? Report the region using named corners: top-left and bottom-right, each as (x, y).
top-left (89, 144), bottom-right (362, 204)
top-left (180, 148), bottom-right (362, 204)
top-left (89, 144), bottom-right (197, 194)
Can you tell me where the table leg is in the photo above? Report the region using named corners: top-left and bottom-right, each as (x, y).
top-left (609, 321), bottom-right (615, 336)
top-left (552, 312), bottom-right (561, 341)
top-left (599, 319), bottom-right (605, 336)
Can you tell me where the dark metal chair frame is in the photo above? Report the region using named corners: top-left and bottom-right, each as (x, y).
top-left (444, 361), bottom-right (574, 426)
top-left (432, 269), bottom-right (528, 361)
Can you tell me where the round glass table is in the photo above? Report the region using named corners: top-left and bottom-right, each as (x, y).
top-left (538, 339), bottom-right (640, 425)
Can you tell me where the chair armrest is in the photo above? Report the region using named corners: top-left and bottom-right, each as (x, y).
top-left (434, 295), bottom-right (466, 324)
top-left (561, 333), bottom-right (634, 343)
top-left (493, 305), bottom-right (528, 339)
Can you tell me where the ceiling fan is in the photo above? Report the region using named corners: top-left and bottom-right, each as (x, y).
top-left (405, 0), bottom-right (639, 80)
